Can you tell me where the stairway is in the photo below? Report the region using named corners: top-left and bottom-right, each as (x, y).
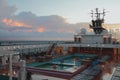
top-left (46, 43), bottom-right (57, 55)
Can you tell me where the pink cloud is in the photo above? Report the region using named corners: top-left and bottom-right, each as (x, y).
top-left (2, 18), bottom-right (31, 28)
top-left (37, 27), bottom-right (45, 32)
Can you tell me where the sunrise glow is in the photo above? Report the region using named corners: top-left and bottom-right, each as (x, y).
top-left (2, 18), bottom-right (31, 28)
top-left (37, 27), bottom-right (44, 32)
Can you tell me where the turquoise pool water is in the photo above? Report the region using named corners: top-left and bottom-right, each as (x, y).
top-left (35, 63), bottom-right (73, 70)
top-left (32, 53), bottom-right (98, 71)
top-left (36, 56), bottom-right (81, 70)
top-left (52, 56), bottom-right (81, 67)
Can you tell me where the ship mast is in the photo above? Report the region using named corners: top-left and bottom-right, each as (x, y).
top-left (90, 8), bottom-right (106, 34)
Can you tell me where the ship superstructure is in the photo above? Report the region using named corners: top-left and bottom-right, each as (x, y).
top-left (89, 8), bottom-right (106, 34)
top-left (74, 8), bottom-right (116, 44)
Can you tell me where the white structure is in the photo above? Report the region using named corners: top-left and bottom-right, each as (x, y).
top-left (18, 60), bottom-right (26, 80)
top-left (74, 28), bottom-right (114, 44)
top-left (74, 8), bottom-right (118, 44)
top-left (0, 48), bottom-right (20, 80)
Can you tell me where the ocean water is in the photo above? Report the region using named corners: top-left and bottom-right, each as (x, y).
top-left (0, 41), bottom-right (66, 46)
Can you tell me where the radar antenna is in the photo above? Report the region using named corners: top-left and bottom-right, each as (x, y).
top-left (89, 8), bottom-right (107, 34)
top-left (90, 10), bottom-right (94, 20)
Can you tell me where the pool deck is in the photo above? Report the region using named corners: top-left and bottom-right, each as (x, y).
top-left (26, 53), bottom-right (95, 79)
top-left (71, 65), bottom-right (102, 80)
top-left (32, 74), bottom-right (66, 80)
top-left (65, 66), bottom-right (79, 73)
top-left (26, 64), bottom-right (88, 79)
top-left (110, 63), bottom-right (120, 80)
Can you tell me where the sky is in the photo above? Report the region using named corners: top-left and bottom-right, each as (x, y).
top-left (0, 0), bottom-right (120, 41)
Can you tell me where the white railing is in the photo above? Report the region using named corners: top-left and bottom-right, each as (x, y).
top-left (58, 43), bottom-right (120, 48)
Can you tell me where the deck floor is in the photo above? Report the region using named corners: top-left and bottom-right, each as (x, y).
top-left (110, 63), bottom-right (120, 80)
top-left (32, 74), bottom-right (66, 80)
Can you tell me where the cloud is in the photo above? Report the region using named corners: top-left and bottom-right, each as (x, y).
top-left (0, 0), bottom-right (16, 19)
top-left (0, 12), bottom-right (90, 40)
top-left (2, 18), bottom-right (31, 28)
top-left (37, 27), bottom-right (44, 32)
top-left (0, 0), bottom-right (90, 40)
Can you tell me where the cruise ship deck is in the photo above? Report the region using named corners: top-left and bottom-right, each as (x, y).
top-left (0, 8), bottom-right (120, 80)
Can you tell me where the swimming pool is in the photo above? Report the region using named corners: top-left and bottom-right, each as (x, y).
top-left (32, 53), bottom-right (97, 71)
top-left (35, 63), bottom-right (73, 71)
top-left (26, 53), bottom-right (98, 79)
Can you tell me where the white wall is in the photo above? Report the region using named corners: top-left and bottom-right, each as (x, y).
top-left (81, 35), bottom-right (103, 44)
